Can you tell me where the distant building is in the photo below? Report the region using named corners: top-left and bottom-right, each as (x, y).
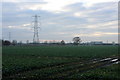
top-left (90, 41), bottom-right (103, 45)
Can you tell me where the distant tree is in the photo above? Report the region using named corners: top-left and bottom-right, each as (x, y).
top-left (26, 40), bottom-right (29, 44)
top-left (2, 40), bottom-right (4, 45)
top-left (112, 41), bottom-right (115, 45)
top-left (18, 41), bottom-right (22, 45)
top-left (20, 41), bottom-right (22, 44)
top-left (44, 41), bottom-right (48, 44)
top-left (3, 40), bottom-right (11, 46)
top-left (0, 39), bottom-right (2, 46)
top-left (73, 37), bottom-right (82, 45)
top-left (61, 40), bottom-right (65, 45)
top-left (12, 40), bottom-right (17, 45)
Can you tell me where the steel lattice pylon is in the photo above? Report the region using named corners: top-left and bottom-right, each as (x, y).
top-left (33, 15), bottom-right (40, 43)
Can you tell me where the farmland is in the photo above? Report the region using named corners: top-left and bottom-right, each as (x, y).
top-left (2, 45), bottom-right (119, 79)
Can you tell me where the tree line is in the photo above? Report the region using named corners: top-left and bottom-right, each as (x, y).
top-left (1, 37), bottom-right (82, 46)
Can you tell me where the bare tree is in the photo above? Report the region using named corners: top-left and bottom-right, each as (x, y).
top-left (26, 40), bottom-right (29, 44)
top-left (61, 40), bottom-right (65, 45)
top-left (12, 40), bottom-right (17, 46)
top-left (73, 37), bottom-right (82, 45)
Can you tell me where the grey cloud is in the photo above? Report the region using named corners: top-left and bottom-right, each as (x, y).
top-left (2, 2), bottom-right (118, 43)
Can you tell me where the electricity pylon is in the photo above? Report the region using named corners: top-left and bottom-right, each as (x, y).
top-left (32, 15), bottom-right (40, 43)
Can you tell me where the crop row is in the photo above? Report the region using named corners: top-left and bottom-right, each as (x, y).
top-left (3, 57), bottom-right (119, 79)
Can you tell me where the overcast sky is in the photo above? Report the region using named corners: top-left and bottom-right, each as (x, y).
top-left (1, 0), bottom-right (119, 43)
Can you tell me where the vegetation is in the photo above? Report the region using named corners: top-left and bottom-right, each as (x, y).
top-left (69, 63), bottom-right (120, 80)
top-left (2, 45), bottom-right (119, 79)
top-left (3, 45), bottom-right (118, 58)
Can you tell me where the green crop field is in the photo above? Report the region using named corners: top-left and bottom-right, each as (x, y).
top-left (2, 45), bottom-right (119, 79)
top-left (69, 63), bottom-right (120, 80)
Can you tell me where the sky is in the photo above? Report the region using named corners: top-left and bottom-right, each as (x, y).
top-left (1, 0), bottom-right (119, 43)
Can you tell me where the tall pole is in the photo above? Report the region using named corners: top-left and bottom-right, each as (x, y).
top-left (32, 15), bottom-right (40, 43)
top-left (9, 32), bottom-right (11, 42)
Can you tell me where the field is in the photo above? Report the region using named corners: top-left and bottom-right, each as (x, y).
top-left (2, 45), bottom-right (120, 79)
